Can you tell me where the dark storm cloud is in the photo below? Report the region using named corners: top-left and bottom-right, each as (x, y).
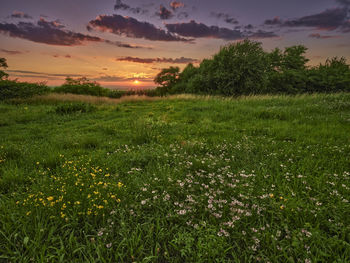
top-left (114, 0), bottom-right (148, 15)
top-left (309, 33), bottom-right (341, 39)
top-left (0, 49), bottom-right (24, 55)
top-left (87, 14), bottom-right (192, 42)
top-left (9, 11), bottom-right (32, 19)
top-left (0, 18), bottom-right (103, 46)
top-left (211, 12), bottom-right (239, 25)
top-left (265, 8), bottom-right (350, 32)
top-left (156, 5), bottom-right (174, 20)
top-left (170, 1), bottom-right (185, 11)
top-left (116, 56), bottom-right (198, 64)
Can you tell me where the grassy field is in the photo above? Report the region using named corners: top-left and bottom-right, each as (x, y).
top-left (0, 93), bottom-right (349, 262)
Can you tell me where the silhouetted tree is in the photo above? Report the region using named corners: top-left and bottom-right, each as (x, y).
top-left (154, 66), bottom-right (180, 90)
top-left (0, 58), bottom-right (9, 80)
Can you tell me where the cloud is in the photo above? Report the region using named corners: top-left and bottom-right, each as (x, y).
top-left (336, 0), bottom-right (350, 7)
top-left (283, 8), bottom-right (347, 30)
top-left (177, 12), bottom-right (189, 19)
top-left (104, 39), bottom-right (152, 49)
top-left (116, 56), bottom-right (199, 64)
top-left (265, 8), bottom-right (350, 32)
top-left (165, 20), bottom-right (278, 40)
top-left (9, 11), bottom-right (32, 19)
top-left (0, 18), bottom-right (148, 48)
top-left (0, 18), bottom-right (103, 46)
top-left (0, 49), bottom-right (24, 55)
top-left (5, 69), bottom-right (82, 78)
top-left (156, 5), bottom-right (174, 20)
top-left (114, 0), bottom-right (148, 14)
top-left (264, 17), bottom-right (282, 25)
top-left (211, 12), bottom-right (239, 25)
top-left (87, 14), bottom-right (192, 42)
top-left (94, 75), bottom-right (125, 82)
top-left (52, 54), bottom-right (72, 58)
top-left (170, 1), bottom-right (184, 11)
top-left (309, 33), bottom-right (341, 39)
top-left (165, 20), bottom-right (244, 40)
top-left (248, 30), bottom-right (278, 39)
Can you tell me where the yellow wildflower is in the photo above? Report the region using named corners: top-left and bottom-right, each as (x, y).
top-left (47, 196), bottom-right (54, 201)
top-left (269, 193), bottom-right (274, 198)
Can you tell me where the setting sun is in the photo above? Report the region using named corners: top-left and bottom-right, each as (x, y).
top-left (133, 80), bottom-right (140, 85)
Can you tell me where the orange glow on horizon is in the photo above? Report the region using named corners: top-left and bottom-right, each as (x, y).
top-left (133, 80), bottom-right (140, 85)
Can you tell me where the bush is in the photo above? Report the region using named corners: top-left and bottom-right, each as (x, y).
top-left (53, 77), bottom-right (110, 97)
top-left (107, 90), bottom-right (125, 98)
top-left (307, 57), bottom-right (350, 93)
top-left (54, 103), bottom-right (97, 114)
top-left (0, 80), bottom-right (50, 100)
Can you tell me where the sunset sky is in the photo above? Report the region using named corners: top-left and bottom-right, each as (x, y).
top-left (1, 0), bottom-right (349, 89)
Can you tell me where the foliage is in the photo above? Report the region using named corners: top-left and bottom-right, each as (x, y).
top-left (54, 102), bottom-right (97, 114)
top-left (0, 57), bottom-right (9, 80)
top-left (0, 94), bottom-right (349, 262)
top-left (156, 40), bottom-right (350, 96)
top-left (0, 79), bottom-right (50, 100)
top-left (307, 57), bottom-right (350, 93)
top-left (53, 77), bottom-right (111, 97)
top-left (154, 66), bottom-right (180, 92)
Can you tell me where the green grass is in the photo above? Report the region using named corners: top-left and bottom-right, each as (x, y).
top-left (0, 93), bottom-right (349, 262)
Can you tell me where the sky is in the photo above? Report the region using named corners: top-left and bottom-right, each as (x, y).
top-left (0, 0), bottom-right (349, 89)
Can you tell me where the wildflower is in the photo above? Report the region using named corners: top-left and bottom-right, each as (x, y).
top-left (106, 243), bottom-right (112, 248)
top-left (269, 193), bottom-right (274, 198)
top-left (47, 196), bottom-right (54, 201)
top-left (36, 162), bottom-right (40, 165)
top-left (26, 211), bottom-right (31, 216)
top-left (280, 205), bottom-right (285, 209)
top-left (97, 205), bottom-right (104, 209)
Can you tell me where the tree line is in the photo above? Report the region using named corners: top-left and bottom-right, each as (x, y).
top-left (154, 40), bottom-right (350, 96)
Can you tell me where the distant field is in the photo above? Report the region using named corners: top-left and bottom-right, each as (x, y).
top-left (0, 93), bottom-right (349, 262)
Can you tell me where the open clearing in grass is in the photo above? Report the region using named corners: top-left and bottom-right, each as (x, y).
top-left (0, 93), bottom-right (349, 262)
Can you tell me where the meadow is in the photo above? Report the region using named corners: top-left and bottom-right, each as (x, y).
top-left (0, 93), bottom-right (349, 262)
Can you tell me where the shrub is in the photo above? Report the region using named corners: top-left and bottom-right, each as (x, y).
top-left (0, 80), bottom-right (50, 100)
top-left (53, 77), bottom-right (110, 97)
top-left (54, 102), bottom-right (96, 114)
top-left (108, 90), bottom-right (125, 98)
top-left (307, 57), bottom-right (350, 93)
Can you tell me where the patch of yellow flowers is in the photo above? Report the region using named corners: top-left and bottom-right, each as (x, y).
top-left (18, 156), bottom-right (124, 220)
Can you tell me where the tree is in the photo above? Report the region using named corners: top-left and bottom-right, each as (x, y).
top-left (154, 66), bottom-right (180, 90)
top-left (0, 58), bottom-right (9, 80)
